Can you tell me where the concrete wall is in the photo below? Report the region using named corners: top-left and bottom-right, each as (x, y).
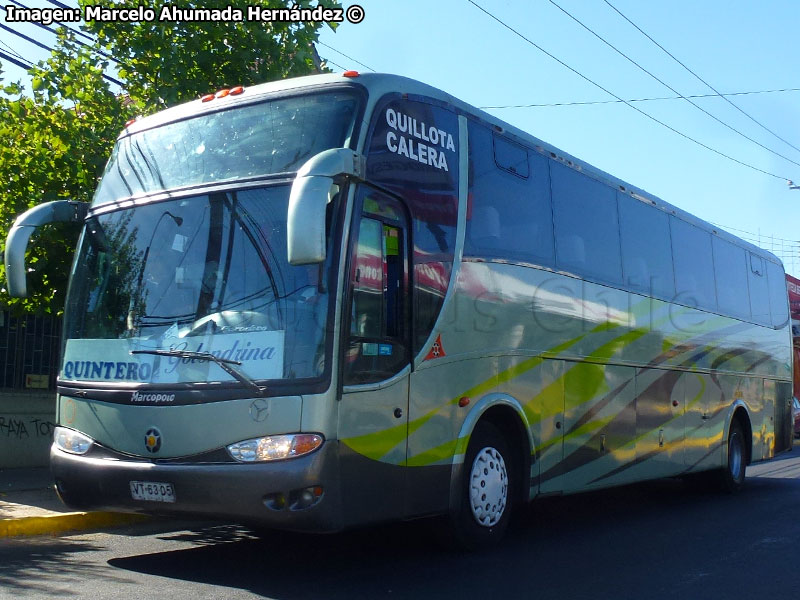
top-left (0, 391), bottom-right (56, 469)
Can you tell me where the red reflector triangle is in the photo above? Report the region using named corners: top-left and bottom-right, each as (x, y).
top-left (424, 334), bottom-right (446, 361)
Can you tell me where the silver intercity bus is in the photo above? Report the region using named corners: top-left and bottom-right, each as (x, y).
top-left (5, 72), bottom-right (792, 548)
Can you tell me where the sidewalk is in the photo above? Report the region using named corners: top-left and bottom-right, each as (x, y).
top-left (0, 467), bottom-right (149, 538)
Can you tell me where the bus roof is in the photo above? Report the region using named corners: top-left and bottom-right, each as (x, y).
top-left (124, 72), bottom-right (782, 267)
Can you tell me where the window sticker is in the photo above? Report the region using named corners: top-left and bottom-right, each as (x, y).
top-left (384, 226), bottom-right (399, 256)
top-left (62, 330), bottom-right (285, 383)
top-left (171, 234), bottom-right (188, 252)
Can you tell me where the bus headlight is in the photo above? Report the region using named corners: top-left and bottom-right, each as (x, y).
top-left (54, 426), bottom-right (94, 455)
top-left (227, 433), bottom-right (324, 462)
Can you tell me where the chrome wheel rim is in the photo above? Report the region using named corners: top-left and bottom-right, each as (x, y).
top-left (469, 446), bottom-right (508, 527)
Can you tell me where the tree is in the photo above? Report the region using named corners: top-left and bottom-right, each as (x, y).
top-left (0, 30), bottom-right (130, 315)
top-left (0, 1), bottom-right (339, 314)
top-left (82, 0), bottom-right (335, 109)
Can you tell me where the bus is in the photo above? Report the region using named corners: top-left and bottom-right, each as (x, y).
top-left (5, 72), bottom-right (793, 548)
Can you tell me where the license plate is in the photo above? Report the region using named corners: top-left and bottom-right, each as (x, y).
top-left (130, 480), bottom-right (176, 503)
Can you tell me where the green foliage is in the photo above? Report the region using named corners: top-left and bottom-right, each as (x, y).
top-left (0, 31), bottom-right (131, 315)
top-left (80, 0), bottom-right (337, 109)
top-left (0, 2), bottom-right (339, 314)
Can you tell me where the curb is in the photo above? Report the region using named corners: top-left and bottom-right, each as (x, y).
top-left (0, 511), bottom-right (151, 538)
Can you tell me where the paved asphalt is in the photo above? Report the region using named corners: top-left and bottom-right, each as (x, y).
top-left (1, 450), bottom-right (800, 599)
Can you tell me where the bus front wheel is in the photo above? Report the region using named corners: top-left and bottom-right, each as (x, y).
top-left (448, 422), bottom-right (514, 550)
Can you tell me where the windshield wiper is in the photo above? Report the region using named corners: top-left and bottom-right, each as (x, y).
top-left (130, 349), bottom-right (267, 396)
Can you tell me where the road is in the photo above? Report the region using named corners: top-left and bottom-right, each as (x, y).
top-left (2, 450), bottom-right (800, 599)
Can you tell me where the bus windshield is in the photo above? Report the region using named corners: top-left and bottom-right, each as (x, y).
top-left (93, 90), bottom-right (360, 206)
top-left (61, 185), bottom-right (334, 386)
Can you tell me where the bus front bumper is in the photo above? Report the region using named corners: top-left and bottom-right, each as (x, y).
top-left (50, 440), bottom-right (343, 532)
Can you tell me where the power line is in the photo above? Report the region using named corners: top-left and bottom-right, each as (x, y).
top-left (465, 0), bottom-right (792, 182)
top-left (0, 23), bottom-right (58, 60)
top-left (48, 4), bottom-right (375, 80)
top-left (316, 41), bottom-right (376, 72)
top-left (5, 0), bottom-right (122, 67)
top-left (603, 0), bottom-right (800, 158)
top-left (320, 56), bottom-right (348, 72)
top-left (480, 87), bottom-right (800, 109)
top-left (0, 22), bottom-right (122, 86)
top-left (0, 47), bottom-right (34, 70)
top-left (45, 0), bottom-right (96, 43)
top-left (46, 0), bottom-right (75, 9)
top-left (0, 36), bottom-right (26, 62)
top-left (547, 0), bottom-right (800, 171)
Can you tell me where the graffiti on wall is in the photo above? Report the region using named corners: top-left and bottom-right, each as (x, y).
top-left (0, 416), bottom-right (56, 441)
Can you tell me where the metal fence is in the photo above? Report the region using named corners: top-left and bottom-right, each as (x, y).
top-left (0, 311), bottom-right (61, 391)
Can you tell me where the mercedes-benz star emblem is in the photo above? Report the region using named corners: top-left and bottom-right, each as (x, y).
top-left (144, 427), bottom-right (162, 453)
top-left (249, 398), bottom-right (270, 422)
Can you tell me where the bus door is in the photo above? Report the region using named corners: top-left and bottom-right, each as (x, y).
top-left (338, 186), bottom-right (412, 525)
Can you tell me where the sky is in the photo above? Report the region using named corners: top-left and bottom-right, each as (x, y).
top-left (3, 0), bottom-right (800, 275)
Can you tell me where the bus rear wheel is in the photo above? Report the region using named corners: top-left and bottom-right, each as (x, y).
top-left (719, 419), bottom-right (746, 492)
top-left (447, 422), bottom-right (514, 550)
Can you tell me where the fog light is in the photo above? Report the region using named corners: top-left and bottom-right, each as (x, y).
top-left (289, 485), bottom-right (324, 510)
top-left (264, 492), bottom-right (287, 511)
top-left (53, 426), bottom-right (93, 455)
top-left (227, 433), bottom-right (323, 462)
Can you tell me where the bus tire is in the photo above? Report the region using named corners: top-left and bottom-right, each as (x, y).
top-left (448, 421), bottom-right (514, 550)
top-left (719, 419), bottom-right (746, 492)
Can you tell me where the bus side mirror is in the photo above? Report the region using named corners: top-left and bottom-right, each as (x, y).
top-left (287, 148), bottom-right (364, 265)
top-left (5, 200), bottom-right (88, 298)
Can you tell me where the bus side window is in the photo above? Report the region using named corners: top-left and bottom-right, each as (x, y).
top-left (766, 259), bottom-right (789, 327)
top-left (713, 236), bottom-right (750, 319)
top-left (618, 191), bottom-right (675, 300)
top-left (747, 253), bottom-right (770, 325)
top-left (345, 190), bottom-right (410, 385)
top-left (551, 161), bottom-right (622, 285)
top-left (464, 122), bottom-right (554, 267)
top-left (671, 217), bottom-right (717, 311)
